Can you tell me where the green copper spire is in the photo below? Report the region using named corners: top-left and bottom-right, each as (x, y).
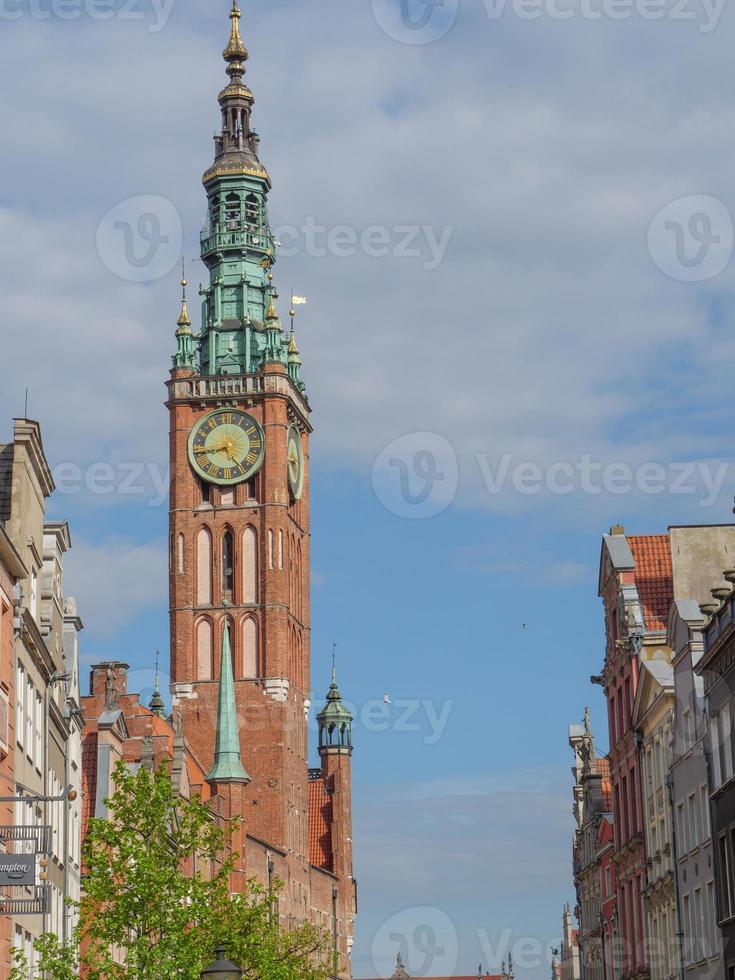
top-left (148, 650), bottom-right (167, 719)
top-left (172, 271), bottom-right (197, 371)
top-left (317, 644), bottom-right (353, 754)
top-left (206, 621), bottom-right (251, 784)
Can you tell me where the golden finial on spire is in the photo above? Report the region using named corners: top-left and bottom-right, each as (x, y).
top-left (266, 293), bottom-right (278, 322)
top-left (288, 331), bottom-right (300, 356)
top-left (177, 261), bottom-right (192, 333)
top-left (224, 0), bottom-right (248, 64)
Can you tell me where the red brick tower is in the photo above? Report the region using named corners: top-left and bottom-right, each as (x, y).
top-left (167, 0), bottom-right (312, 858)
top-left (165, 9), bottom-right (356, 972)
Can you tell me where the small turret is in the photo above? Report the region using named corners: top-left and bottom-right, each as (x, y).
top-left (317, 657), bottom-right (353, 754)
top-left (172, 274), bottom-right (197, 372)
top-left (148, 650), bottom-right (167, 720)
top-left (263, 291), bottom-right (285, 365)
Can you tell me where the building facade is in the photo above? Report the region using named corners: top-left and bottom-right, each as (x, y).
top-left (0, 520), bottom-right (27, 971)
top-left (598, 528), bottom-right (668, 980)
top-left (0, 418), bottom-right (84, 968)
top-left (599, 813), bottom-right (618, 980)
top-left (696, 572), bottom-right (735, 980)
top-left (569, 710), bottom-right (611, 980)
top-left (669, 599), bottom-right (724, 980)
top-left (561, 902), bottom-right (582, 980)
top-left (632, 650), bottom-right (676, 980)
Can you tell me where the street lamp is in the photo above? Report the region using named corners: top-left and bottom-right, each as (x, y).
top-left (200, 948), bottom-right (243, 980)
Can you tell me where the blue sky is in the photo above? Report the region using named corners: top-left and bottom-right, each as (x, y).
top-left (3, 0), bottom-right (735, 976)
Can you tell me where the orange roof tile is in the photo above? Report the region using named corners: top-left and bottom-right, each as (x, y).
top-left (308, 776), bottom-right (332, 870)
top-left (628, 535), bottom-right (673, 631)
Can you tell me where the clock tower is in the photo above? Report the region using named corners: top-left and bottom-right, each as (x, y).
top-left (166, 0), bottom-right (312, 856)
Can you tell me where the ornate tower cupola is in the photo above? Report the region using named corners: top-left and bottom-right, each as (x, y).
top-left (190, 0), bottom-right (295, 381)
top-left (317, 661), bottom-right (353, 755)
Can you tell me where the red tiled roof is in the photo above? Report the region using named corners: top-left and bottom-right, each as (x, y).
top-left (308, 776), bottom-right (332, 870)
top-left (627, 535), bottom-right (673, 631)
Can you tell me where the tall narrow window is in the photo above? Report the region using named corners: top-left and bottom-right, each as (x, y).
top-left (16, 664), bottom-right (24, 750)
top-left (30, 570), bottom-right (38, 621)
top-left (268, 529), bottom-right (274, 570)
top-left (197, 528), bottom-right (213, 605)
top-left (245, 193), bottom-right (259, 229)
top-left (242, 617), bottom-right (258, 678)
top-left (196, 620), bottom-right (214, 681)
top-left (242, 527), bottom-right (257, 604)
top-left (278, 530), bottom-right (283, 570)
top-left (222, 531), bottom-right (234, 600)
top-left (177, 534), bottom-right (185, 575)
top-left (225, 192), bottom-right (240, 229)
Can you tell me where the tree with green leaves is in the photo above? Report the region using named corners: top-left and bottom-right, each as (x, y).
top-left (11, 761), bottom-right (336, 980)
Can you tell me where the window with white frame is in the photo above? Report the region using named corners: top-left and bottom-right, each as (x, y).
top-left (701, 784), bottom-right (710, 841)
top-left (718, 831), bottom-right (733, 922)
top-left (15, 663), bottom-right (24, 750)
top-left (711, 713), bottom-right (722, 790)
top-left (721, 703), bottom-right (733, 783)
top-left (678, 802), bottom-right (688, 854)
top-left (29, 569), bottom-right (37, 620)
top-left (34, 691), bottom-right (42, 772)
top-left (25, 679), bottom-right (33, 760)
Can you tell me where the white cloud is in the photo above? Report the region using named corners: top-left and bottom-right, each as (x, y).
top-left (0, 4), bottom-right (733, 526)
top-left (64, 536), bottom-right (167, 638)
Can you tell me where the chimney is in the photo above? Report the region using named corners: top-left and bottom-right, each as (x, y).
top-left (90, 662), bottom-right (130, 698)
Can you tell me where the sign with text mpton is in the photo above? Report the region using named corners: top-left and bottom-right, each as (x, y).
top-left (0, 855), bottom-right (35, 888)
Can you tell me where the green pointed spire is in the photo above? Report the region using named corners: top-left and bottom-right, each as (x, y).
top-left (172, 269), bottom-right (198, 372)
top-left (149, 650), bottom-right (167, 719)
top-left (206, 621), bottom-right (251, 785)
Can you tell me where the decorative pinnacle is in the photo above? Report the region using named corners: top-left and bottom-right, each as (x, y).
top-left (177, 262), bottom-right (192, 333)
top-left (265, 293), bottom-right (279, 322)
top-left (223, 0), bottom-right (248, 70)
top-left (148, 649), bottom-right (167, 719)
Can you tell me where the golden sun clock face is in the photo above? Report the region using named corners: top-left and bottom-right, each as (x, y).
top-left (287, 425), bottom-right (304, 500)
top-left (188, 410), bottom-right (265, 486)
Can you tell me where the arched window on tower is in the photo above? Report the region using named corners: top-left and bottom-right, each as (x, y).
top-left (224, 618), bottom-right (235, 673)
top-left (196, 528), bottom-right (212, 605)
top-left (245, 193), bottom-right (259, 230)
top-left (196, 619), bottom-right (214, 681)
top-left (242, 617), bottom-right (258, 678)
top-left (225, 192), bottom-right (240, 230)
top-left (222, 531), bottom-right (234, 602)
top-left (242, 526), bottom-right (257, 604)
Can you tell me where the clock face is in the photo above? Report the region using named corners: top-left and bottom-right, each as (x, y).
top-left (287, 425), bottom-right (304, 500)
top-left (188, 410), bottom-right (265, 486)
